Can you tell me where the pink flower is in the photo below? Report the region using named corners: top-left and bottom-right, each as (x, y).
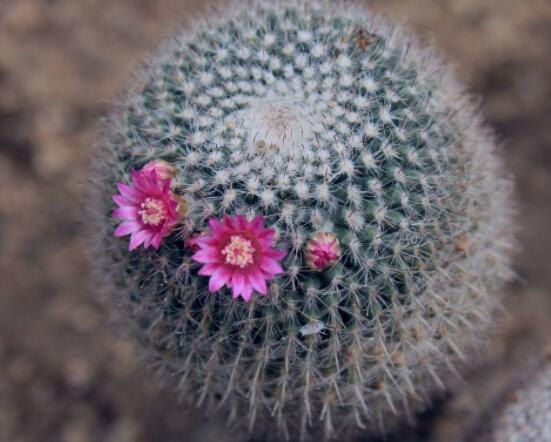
top-left (185, 232), bottom-right (207, 251)
top-left (305, 232), bottom-right (341, 271)
top-left (112, 169), bottom-right (181, 250)
top-left (191, 215), bottom-right (286, 301)
top-left (140, 159), bottom-right (176, 181)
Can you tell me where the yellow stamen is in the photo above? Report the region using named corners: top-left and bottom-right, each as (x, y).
top-left (222, 235), bottom-right (255, 268)
top-left (139, 197), bottom-right (167, 226)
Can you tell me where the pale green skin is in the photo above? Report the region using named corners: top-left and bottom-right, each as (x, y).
top-left (92, 1), bottom-right (514, 440)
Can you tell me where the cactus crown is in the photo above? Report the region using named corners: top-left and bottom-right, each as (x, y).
top-left (91, 0), bottom-right (514, 440)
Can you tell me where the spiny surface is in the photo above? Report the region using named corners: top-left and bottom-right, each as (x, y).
top-left (92, 1), bottom-right (514, 440)
top-left (485, 362), bottom-right (551, 442)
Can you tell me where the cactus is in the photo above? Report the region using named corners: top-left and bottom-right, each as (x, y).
top-left (89, 0), bottom-right (514, 440)
top-left (482, 360), bottom-right (551, 442)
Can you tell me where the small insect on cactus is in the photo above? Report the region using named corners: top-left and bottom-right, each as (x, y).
top-left (88, 0), bottom-right (514, 440)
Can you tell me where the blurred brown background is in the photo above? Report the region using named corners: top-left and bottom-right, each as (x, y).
top-left (0, 1), bottom-right (550, 441)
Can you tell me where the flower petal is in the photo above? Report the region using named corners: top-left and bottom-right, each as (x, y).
top-left (248, 269), bottom-right (268, 295)
top-left (196, 236), bottom-right (217, 247)
top-left (114, 221), bottom-right (141, 237)
top-left (235, 214), bottom-right (247, 229)
top-left (223, 214), bottom-right (235, 229)
top-left (250, 215), bottom-right (264, 232)
top-left (112, 207), bottom-right (138, 220)
top-left (192, 248), bottom-right (219, 264)
top-left (198, 263), bottom-right (218, 276)
top-left (151, 233), bottom-right (163, 249)
top-left (208, 267), bottom-right (231, 292)
top-left (144, 233), bottom-right (154, 248)
top-left (118, 183), bottom-right (143, 203)
top-left (112, 194), bottom-right (133, 207)
top-left (129, 230), bottom-right (149, 251)
top-left (232, 273), bottom-right (245, 297)
top-left (264, 249), bottom-right (286, 259)
top-left (259, 257), bottom-right (284, 275)
top-left (208, 217), bottom-right (224, 232)
top-left (241, 281), bottom-right (253, 301)
top-left (134, 170), bottom-right (158, 194)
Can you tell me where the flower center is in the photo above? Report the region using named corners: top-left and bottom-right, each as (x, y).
top-left (139, 197), bottom-right (167, 226)
top-left (222, 235), bottom-right (255, 268)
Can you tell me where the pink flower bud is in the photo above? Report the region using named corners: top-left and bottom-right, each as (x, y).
top-left (141, 159), bottom-right (176, 181)
top-left (305, 232), bottom-right (341, 271)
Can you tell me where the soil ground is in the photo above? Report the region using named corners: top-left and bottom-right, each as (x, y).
top-left (1, 1), bottom-right (550, 441)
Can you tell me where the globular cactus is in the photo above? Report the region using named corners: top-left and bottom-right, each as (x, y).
top-left (89, 0), bottom-right (515, 440)
top-left (482, 360), bottom-right (551, 442)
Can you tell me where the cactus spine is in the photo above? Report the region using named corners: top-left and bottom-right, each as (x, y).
top-left (89, 0), bottom-right (514, 440)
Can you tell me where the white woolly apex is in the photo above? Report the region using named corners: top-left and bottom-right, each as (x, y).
top-left (231, 96), bottom-right (317, 163)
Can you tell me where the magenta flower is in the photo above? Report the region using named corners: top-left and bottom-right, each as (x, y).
top-left (112, 169), bottom-right (181, 250)
top-left (191, 215), bottom-right (286, 301)
top-left (141, 159), bottom-right (175, 181)
top-left (305, 232), bottom-right (341, 271)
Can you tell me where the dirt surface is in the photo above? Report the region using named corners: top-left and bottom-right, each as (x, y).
top-left (0, 1), bottom-right (550, 441)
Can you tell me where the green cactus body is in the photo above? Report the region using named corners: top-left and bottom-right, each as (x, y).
top-left (90, 1), bottom-right (514, 439)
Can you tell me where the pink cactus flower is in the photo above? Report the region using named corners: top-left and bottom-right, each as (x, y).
top-left (185, 232), bottom-right (207, 252)
top-left (305, 232), bottom-right (341, 271)
top-left (112, 169), bottom-right (181, 251)
top-left (191, 215), bottom-right (286, 301)
top-left (140, 159), bottom-right (176, 181)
